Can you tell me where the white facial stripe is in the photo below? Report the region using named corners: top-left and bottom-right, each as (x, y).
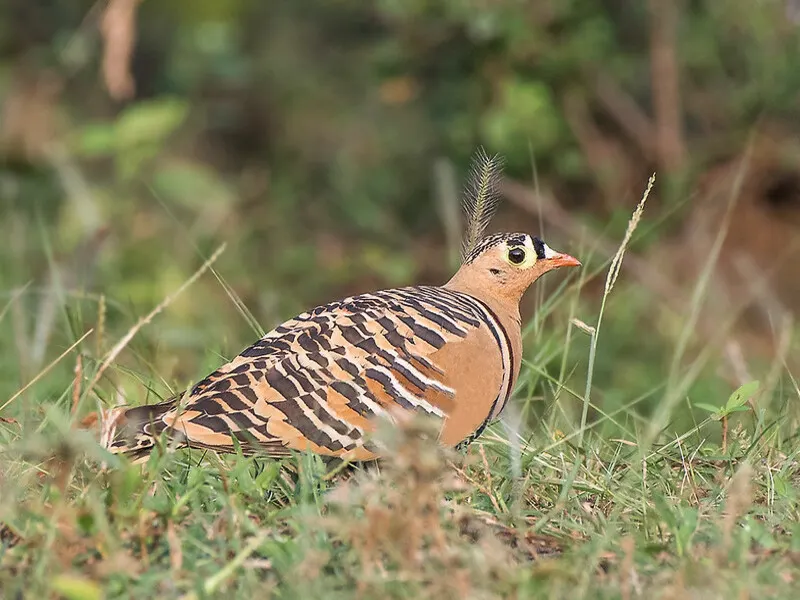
top-left (524, 235), bottom-right (536, 253)
top-left (542, 243), bottom-right (558, 259)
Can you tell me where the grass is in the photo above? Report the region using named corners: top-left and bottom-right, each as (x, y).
top-left (2, 176), bottom-right (800, 599)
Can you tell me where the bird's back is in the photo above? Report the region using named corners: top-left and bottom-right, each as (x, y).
top-left (108, 285), bottom-right (517, 461)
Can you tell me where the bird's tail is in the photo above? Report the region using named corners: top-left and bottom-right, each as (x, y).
top-left (99, 399), bottom-right (184, 462)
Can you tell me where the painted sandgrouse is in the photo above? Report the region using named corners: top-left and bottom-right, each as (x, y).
top-left (104, 151), bottom-right (580, 462)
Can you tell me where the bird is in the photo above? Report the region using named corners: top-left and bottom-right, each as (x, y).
top-left (103, 150), bottom-right (581, 462)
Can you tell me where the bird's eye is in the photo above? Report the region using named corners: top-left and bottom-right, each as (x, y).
top-left (508, 247), bottom-right (526, 264)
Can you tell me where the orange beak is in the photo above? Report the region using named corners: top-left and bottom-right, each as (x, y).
top-left (549, 252), bottom-right (581, 268)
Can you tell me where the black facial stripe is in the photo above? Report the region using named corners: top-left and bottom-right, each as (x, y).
top-left (532, 236), bottom-right (546, 260)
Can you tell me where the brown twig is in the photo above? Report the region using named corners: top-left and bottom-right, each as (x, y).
top-left (593, 74), bottom-right (657, 161)
top-left (721, 414), bottom-right (730, 454)
top-left (648, 0), bottom-right (685, 173)
top-left (100, 0), bottom-right (142, 100)
top-left (561, 89), bottom-right (633, 206)
top-left (71, 354), bottom-right (83, 416)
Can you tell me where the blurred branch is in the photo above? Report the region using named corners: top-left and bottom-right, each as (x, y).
top-left (47, 143), bottom-right (103, 234)
top-left (561, 89), bottom-right (634, 207)
top-left (731, 252), bottom-right (793, 331)
top-left (787, 0), bottom-right (800, 24)
top-left (648, 0), bottom-right (685, 173)
top-left (4, 142), bottom-right (111, 373)
top-left (100, 0), bottom-right (141, 100)
top-left (60, 1), bottom-right (107, 75)
top-left (432, 157), bottom-right (462, 271)
top-left (28, 227), bottom-right (111, 372)
top-left (593, 74), bottom-right (657, 162)
top-left (10, 292), bottom-right (31, 381)
top-left (0, 69), bottom-right (62, 164)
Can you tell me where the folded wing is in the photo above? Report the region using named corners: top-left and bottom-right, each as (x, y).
top-left (155, 287), bottom-right (491, 459)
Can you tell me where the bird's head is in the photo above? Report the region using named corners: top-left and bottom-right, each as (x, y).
top-left (446, 232), bottom-right (581, 304)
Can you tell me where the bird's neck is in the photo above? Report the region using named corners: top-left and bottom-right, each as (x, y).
top-left (443, 276), bottom-right (523, 390)
top-left (444, 272), bottom-right (522, 322)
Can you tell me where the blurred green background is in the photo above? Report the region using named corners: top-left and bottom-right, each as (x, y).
top-left (2, 0), bottom-right (799, 440)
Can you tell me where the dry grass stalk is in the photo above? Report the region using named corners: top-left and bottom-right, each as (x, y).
top-left (87, 244), bottom-right (226, 395)
top-left (1, 330), bottom-right (93, 414)
top-left (579, 174), bottom-right (655, 448)
top-left (71, 355), bottom-right (82, 416)
top-left (606, 174), bottom-right (656, 297)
